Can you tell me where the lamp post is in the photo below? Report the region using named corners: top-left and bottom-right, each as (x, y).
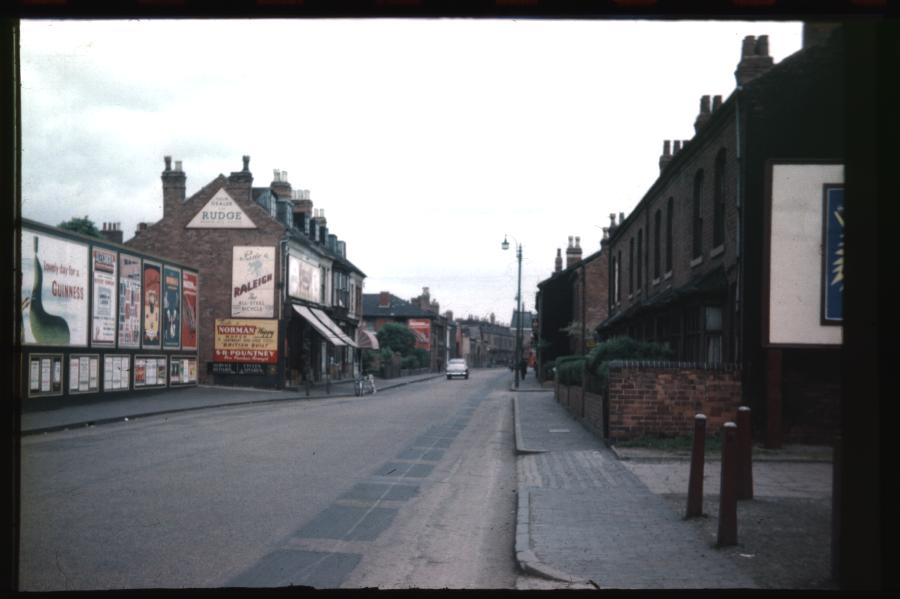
top-left (502, 234), bottom-right (523, 389)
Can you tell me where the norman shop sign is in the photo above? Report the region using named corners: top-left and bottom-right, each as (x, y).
top-left (187, 189), bottom-right (256, 229)
top-left (214, 318), bottom-right (278, 364)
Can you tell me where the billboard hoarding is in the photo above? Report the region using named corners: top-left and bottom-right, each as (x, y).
top-left (91, 247), bottom-right (117, 346)
top-left (181, 271), bottom-right (198, 350)
top-left (118, 253), bottom-right (142, 348)
top-left (142, 261), bottom-right (162, 348)
top-left (21, 229), bottom-right (89, 347)
top-left (163, 265), bottom-right (182, 349)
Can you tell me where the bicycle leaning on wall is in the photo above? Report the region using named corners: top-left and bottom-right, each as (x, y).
top-left (354, 373), bottom-right (377, 396)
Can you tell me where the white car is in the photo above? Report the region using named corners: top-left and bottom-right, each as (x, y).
top-left (446, 359), bottom-right (469, 380)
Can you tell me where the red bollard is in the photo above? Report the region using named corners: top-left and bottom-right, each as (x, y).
top-left (717, 422), bottom-right (738, 547)
top-left (686, 414), bottom-right (707, 518)
top-left (736, 406), bottom-right (754, 500)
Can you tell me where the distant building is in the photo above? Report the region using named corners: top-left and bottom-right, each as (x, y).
top-left (535, 235), bottom-right (609, 379)
top-left (362, 289), bottom-right (448, 371)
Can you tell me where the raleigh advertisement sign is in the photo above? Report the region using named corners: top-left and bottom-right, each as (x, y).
top-left (214, 319), bottom-right (279, 364)
top-left (91, 247), bottom-right (118, 346)
top-left (118, 253), bottom-right (142, 348)
top-left (21, 228), bottom-right (89, 347)
top-left (232, 246), bottom-right (275, 318)
top-left (186, 188), bottom-right (256, 229)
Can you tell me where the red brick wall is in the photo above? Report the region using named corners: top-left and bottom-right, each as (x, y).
top-left (606, 362), bottom-right (742, 442)
top-left (127, 174), bottom-right (287, 383)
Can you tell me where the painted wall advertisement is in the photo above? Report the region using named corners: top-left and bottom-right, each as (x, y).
top-left (186, 188), bottom-right (256, 229)
top-left (408, 319), bottom-right (431, 351)
top-left (91, 248), bottom-right (117, 346)
top-left (822, 185), bottom-right (844, 324)
top-left (214, 319), bottom-right (278, 364)
top-left (288, 254), bottom-right (321, 304)
top-left (181, 270), bottom-right (198, 350)
top-left (232, 246), bottom-right (275, 318)
top-left (118, 253), bottom-right (142, 348)
top-left (142, 261), bottom-right (162, 348)
top-left (163, 265), bottom-right (182, 348)
top-left (21, 228), bottom-right (89, 347)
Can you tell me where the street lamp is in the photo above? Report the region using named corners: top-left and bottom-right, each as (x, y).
top-left (502, 234), bottom-right (523, 389)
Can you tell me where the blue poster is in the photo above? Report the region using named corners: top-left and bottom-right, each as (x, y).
top-left (822, 185), bottom-right (843, 324)
top-left (162, 265), bottom-right (182, 348)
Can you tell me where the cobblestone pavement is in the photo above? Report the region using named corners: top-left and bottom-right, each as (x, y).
top-left (513, 382), bottom-right (836, 590)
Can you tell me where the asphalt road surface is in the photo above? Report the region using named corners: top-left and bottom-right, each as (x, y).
top-left (19, 369), bottom-right (520, 590)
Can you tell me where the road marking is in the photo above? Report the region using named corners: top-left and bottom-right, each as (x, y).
top-left (548, 429), bottom-right (570, 433)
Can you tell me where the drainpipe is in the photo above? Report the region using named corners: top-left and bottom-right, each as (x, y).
top-left (279, 234), bottom-right (290, 389)
top-left (734, 86), bottom-right (744, 366)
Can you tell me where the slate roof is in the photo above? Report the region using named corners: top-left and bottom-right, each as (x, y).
top-left (362, 293), bottom-right (436, 319)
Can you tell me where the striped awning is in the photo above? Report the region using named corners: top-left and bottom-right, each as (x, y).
top-left (292, 305), bottom-right (346, 347)
top-left (357, 328), bottom-right (380, 350)
top-left (309, 307), bottom-right (357, 348)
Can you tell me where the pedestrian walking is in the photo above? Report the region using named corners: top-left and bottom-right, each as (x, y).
top-left (520, 358), bottom-right (528, 379)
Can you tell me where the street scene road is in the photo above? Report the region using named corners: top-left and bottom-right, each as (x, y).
top-left (20, 370), bottom-right (520, 590)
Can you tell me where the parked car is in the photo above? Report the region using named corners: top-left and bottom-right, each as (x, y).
top-left (446, 358), bottom-right (469, 380)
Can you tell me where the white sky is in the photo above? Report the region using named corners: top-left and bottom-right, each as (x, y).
top-left (20, 19), bottom-right (803, 324)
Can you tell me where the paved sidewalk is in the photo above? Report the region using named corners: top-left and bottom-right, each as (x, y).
top-left (512, 389), bottom-right (835, 590)
top-left (21, 372), bottom-right (444, 435)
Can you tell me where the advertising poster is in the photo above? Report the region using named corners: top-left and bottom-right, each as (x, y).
top-left (181, 271), bottom-right (198, 350)
top-left (822, 185), bottom-right (844, 324)
top-left (288, 255), bottom-right (321, 303)
top-left (408, 319), bottom-right (432, 351)
top-left (118, 253), bottom-right (142, 348)
top-left (214, 319), bottom-right (279, 364)
top-left (142, 261), bottom-right (162, 348)
top-left (186, 188), bottom-right (256, 229)
top-left (91, 247), bottom-right (118, 346)
top-left (21, 228), bottom-right (89, 347)
top-left (135, 358), bottom-right (146, 385)
top-left (232, 246), bottom-right (275, 318)
top-left (163, 265), bottom-right (182, 349)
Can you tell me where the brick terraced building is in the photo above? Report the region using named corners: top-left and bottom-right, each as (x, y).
top-left (127, 156), bottom-right (366, 388)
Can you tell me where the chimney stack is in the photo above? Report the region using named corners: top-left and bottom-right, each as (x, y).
top-left (712, 94), bottom-right (723, 112)
top-left (659, 140), bottom-right (673, 172)
top-left (566, 235), bottom-right (582, 268)
top-left (228, 155), bottom-right (253, 186)
top-left (554, 248), bottom-right (563, 273)
top-left (694, 95), bottom-right (712, 133)
top-left (161, 155), bottom-right (186, 218)
top-left (100, 222), bottom-right (123, 245)
top-left (271, 169), bottom-right (292, 199)
top-left (735, 35), bottom-right (774, 86)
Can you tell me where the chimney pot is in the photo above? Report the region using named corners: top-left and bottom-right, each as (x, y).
top-left (742, 35), bottom-right (756, 58)
top-left (568, 235), bottom-right (574, 248)
top-left (619, 212), bottom-right (625, 225)
top-left (663, 140), bottom-right (671, 156)
top-left (755, 35), bottom-right (769, 56)
top-left (713, 95), bottom-right (723, 111)
top-left (674, 140), bottom-right (682, 153)
top-left (242, 155), bottom-right (250, 171)
top-left (602, 226), bottom-right (609, 240)
top-left (575, 236), bottom-right (581, 248)
top-left (700, 95), bottom-right (711, 114)
top-left (164, 156), bottom-right (172, 171)
top-left (174, 160), bottom-right (182, 172)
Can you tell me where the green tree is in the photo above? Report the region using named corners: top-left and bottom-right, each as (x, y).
top-left (57, 216), bottom-right (103, 239)
top-left (376, 322), bottom-right (416, 356)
